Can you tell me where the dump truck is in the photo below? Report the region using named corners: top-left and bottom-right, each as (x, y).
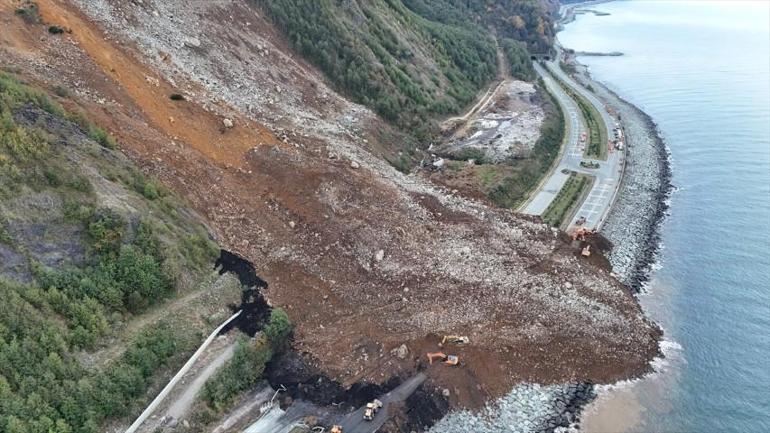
top-left (363, 399), bottom-right (383, 421)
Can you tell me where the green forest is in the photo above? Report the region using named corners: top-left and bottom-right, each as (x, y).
top-left (255, 0), bottom-right (554, 139)
top-left (0, 72), bottom-right (221, 432)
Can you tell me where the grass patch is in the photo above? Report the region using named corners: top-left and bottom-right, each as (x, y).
top-left (542, 172), bottom-right (592, 227)
top-left (70, 111), bottom-right (117, 149)
top-left (52, 85), bottom-right (71, 98)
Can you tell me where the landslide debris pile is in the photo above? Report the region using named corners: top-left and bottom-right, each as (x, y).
top-left (1, 0), bottom-right (660, 413)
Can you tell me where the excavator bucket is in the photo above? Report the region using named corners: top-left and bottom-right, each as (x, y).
top-left (441, 335), bottom-right (469, 345)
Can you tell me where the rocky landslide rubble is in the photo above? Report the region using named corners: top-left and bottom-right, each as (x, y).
top-left (69, 0), bottom-right (389, 169)
top-left (21, 0), bottom-right (664, 427)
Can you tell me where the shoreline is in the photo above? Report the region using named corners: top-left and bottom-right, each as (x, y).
top-left (571, 58), bottom-right (673, 291)
top-left (548, 1), bottom-right (674, 430)
top-left (422, 2), bottom-right (673, 430)
top-left (527, 58), bottom-right (673, 433)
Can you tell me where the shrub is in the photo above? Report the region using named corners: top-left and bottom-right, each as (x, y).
top-left (53, 85), bottom-right (70, 98)
top-left (264, 308), bottom-right (292, 351)
top-left (202, 336), bottom-right (273, 411)
top-left (454, 147), bottom-right (487, 164)
top-left (48, 25), bottom-right (64, 34)
top-left (142, 181), bottom-right (159, 200)
top-left (14, 3), bottom-right (40, 23)
top-left (169, 93), bottom-right (185, 101)
top-left (87, 209), bottom-right (126, 255)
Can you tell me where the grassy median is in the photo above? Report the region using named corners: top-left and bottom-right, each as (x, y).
top-left (542, 172), bottom-right (594, 228)
top-left (549, 69), bottom-right (607, 160)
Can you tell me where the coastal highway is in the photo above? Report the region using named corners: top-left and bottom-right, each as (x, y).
top-left (522, 53), bottom-right (624, 231)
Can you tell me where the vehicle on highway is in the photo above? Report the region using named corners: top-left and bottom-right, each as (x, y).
top-left (363, 399), bottom-right (383, 421)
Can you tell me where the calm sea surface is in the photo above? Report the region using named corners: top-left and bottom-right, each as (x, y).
top-left (560, 1), bottom-right (770, 432)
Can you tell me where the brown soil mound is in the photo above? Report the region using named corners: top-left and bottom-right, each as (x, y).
top-left (0, 0), bottom-right (660, 410)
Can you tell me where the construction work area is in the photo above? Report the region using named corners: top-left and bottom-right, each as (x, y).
top-left (0, 0), bottom-right (659, 431)
top-left (436, 80), bottom-right (546, 164)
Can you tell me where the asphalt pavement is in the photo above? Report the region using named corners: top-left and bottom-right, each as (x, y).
top-left (337, 373), bottom-right (427, 433)
top-left (522, 52), bottom-right (624, 231)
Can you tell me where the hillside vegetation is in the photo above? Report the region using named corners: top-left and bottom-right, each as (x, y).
top-left (0, 72), bottom-right (222, 432)
top-left (256, 0), bottom-right (554, 138)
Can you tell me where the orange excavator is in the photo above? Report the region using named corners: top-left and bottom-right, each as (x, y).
top-left (571, 227), bottom-right (596, 242)
top-left (427, 352), bottom-right (459, 366)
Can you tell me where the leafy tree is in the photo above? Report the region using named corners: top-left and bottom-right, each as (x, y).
top-left (263, 308), bottom-right (293, 351)
top-left (202, 336), bottom-right (272, 411)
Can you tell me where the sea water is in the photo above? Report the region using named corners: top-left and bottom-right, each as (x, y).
top-left (560, 1), bottom-right (770, 432)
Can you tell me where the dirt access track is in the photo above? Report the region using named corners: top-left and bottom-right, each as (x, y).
top-left (0, 0), bottom-right (660, 409)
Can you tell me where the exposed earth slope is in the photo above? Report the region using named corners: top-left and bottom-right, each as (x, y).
top-left (1, 0), bottom-right (659, 423)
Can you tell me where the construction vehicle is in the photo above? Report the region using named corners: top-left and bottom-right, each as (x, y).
top-left (363, 399), bottom-right (383, 421)
top-left (441, 335), bottom-right (469, 346)
top-left (427, 352), bottom-right (459, 366)
top-left (581, 244), bottom-right (592, 257)
top-left (571, 227), bottom-right (596, 242)
top-left (330, 426), bottom-right (343, 433)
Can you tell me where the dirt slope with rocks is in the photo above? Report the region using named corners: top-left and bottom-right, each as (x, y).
top-left (0, 0), bottom-right (660, 409)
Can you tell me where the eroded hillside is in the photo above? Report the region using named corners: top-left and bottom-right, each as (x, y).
top-left (1, 0), bottom-right (659, 425)
top-left (0, 70), bottom-right (249, 431)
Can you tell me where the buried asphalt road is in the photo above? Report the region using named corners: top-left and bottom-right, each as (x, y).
top-left (242, 373), bottom-right (427, 433)
top-left (337, 373), bottom-right (427, 433)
